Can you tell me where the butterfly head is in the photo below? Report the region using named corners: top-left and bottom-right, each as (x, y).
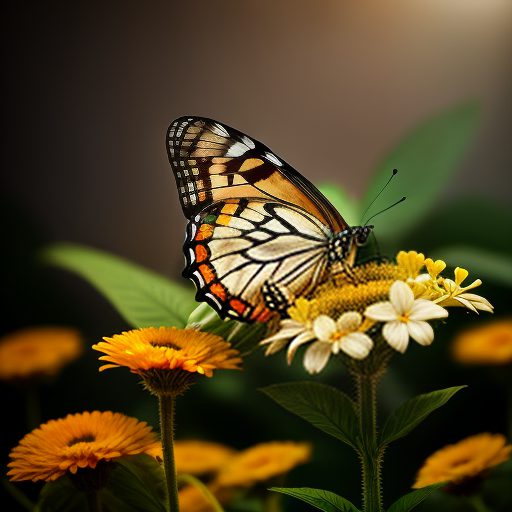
top-left (328, 226), bottom-right (373, 263)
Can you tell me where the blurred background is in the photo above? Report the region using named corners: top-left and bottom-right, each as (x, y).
top-left (2, 1), bottom-right (512, 511)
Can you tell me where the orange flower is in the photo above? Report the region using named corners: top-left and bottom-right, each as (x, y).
top-left (215, 441), bottom-right (312, 487)
top-left (453, 320), bottom-right (512, 365)
top-left (179, 484), bottom-right (232, 512)
top-left (175, 440), bottom-right (236, 475)
top-left (8, 411), bottom-right (160, 482)
top-left (0, 327), bottom-right (82, 380)
top-left (413, 433), bottom-right (512, 488)
top-left (93, 327), bottom-right (241, 377)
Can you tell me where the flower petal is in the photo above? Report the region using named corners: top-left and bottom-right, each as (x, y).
top-left (336, 311), bottom-right (362, 332)
top-left (460, 293), bottom-right (494, 313)
top-left (260, 325), bottom-right (304, 345)
top-left (454, 267), bottom-right (469, 286)
top-left (313, 315), bottom-right (337, 342)
top-left (365, 302), bottom-right (397, 322)
top-left (340, 333), bottom-right (374, 360)
top-left (264, 338), bottom-right (290, 355)
top-left (286, 331), bottom-right (316, 363)
top-left (390, 281), bottom-right (414, 313)
top-left (303, 342), bottom-right (332, 374)
top-left (407, 321), bottom-right (434, 346)
top-left (409, 299), bottom-right (448, 321)
top-left (383, 321), bottom-right (409, 353)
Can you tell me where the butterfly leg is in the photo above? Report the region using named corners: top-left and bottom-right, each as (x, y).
top-left (262, 281), bottom-right (292, 316)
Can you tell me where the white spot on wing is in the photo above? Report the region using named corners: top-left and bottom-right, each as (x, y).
top-left (211, 123), bottom-right (230, 137)
top-left (226, 142), bottom-right (249, 157)
top-left (242, 136), bottom-right (255, 149)
top-left (265, 152), bottom-right (283, 166)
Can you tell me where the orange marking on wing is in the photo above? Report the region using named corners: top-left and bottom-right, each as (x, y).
top-left (217, 214), bottom-right (232, 226)
top-left (195, 224), bottom-right (214, 240)
top-left (251, 305), bottom-right (274, 322)
top-left (240, 158), bottom-right (264, 172)
top-left (230, 299), bottom-right (246, 315)
top-left (195, 245), bottom-right (208, 262)
top-left (210, 283), bottom-right (227, 301)
top-left (221, 203), bottom-right (239, 215)
top-left (199, 264), bottom-right (215, 284)
top-left (198, 191), bottom-right (207, 201)
top-left (212, 157), bottom-right (231, 164)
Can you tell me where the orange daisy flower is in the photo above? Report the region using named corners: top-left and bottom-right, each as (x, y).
top-left (7, 411), bottom-right (161, 482)
top-left (174, 440), bottom-right (236, 475)
top-left (453, 319), bottom-right (512, 365)
top-left (92, 327), bottom-right (241, 395)
top-left (215, 441), bottom-right (312, 488)
top-left (0, 327), bottom-right (82, 380)
top-left (413, 433), bottom-right (512, 488)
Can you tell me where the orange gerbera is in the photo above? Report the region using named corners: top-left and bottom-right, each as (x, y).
top-left (8, 411), bottom-right (160, 482)
top-left (175, 440), bottom-right (236, 475)
top-left (215, 441), bottom-right (312, 487)
top-left (0, 327), bottom-right (82, 380)
top-left (453, 320), bottom-right (512, 365)
top-left (413, 433), bottom-right (512, 488)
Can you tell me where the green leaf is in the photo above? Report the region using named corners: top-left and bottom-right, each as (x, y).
top-left (187, 302), bottom-right (267, 355)
top-left (363, 102), bottom-right (480, 240)
top-left (38, 478), bottom-right (87, 512)
top-left (101, 455), bottom-right (166, 512)
top-left (318, 183), bottom-right (360, 225)
top-left (261, 382), bottom-right (359, 449)
top-left (270, 487), bottom-right (360, 512)
top-left (387, 484), bottom-right (444, 512)
top-left (42, 243), bottom-right (197, 328)
top-left (431, 246), bottom-right (512, 287)
top-left (380, 386), bottom-right (466, 447)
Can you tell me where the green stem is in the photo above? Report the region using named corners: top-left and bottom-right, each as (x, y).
top-left (468, 495), bottom-right (492, 512)
top-left (178, 474), bottom-right (224, 512)
top-left (356, 372), bottom-right (383, 512)
top-left (159, 395), bottom-right (180, 512)
top-left (85, 489), bottom-right (102, 512)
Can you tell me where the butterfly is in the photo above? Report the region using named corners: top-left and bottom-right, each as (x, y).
top-left (166, 116), bottom-right (373, 322)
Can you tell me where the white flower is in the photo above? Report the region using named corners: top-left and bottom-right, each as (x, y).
top-left (260, 319), bottom-right (315, 356)
top-left (364, 281), bottom-right (448, 353)
top-left (303, 312), bottom-right (374, 374)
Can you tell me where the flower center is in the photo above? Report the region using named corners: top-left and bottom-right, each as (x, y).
top-left (399, 313), bottom-right (410, 323)
top-left (149, 340), bottom-right (181, 350)
top-left (68, 434), bottom-right (95, 446)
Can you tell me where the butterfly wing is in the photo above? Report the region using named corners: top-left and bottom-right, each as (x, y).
top-left (167, 116), bottom-right (348, 232)
top-left (185, 199), bottom-right (331, 321)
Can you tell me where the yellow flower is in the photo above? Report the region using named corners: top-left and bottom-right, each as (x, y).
top-left (0, 327), bottom-right (82, 380)
top-left (93, 327), bottom-right (241, 395)
top-left (215, 441), bottom-right (311, 488)
top-left (174, 440), bottom-right (236, 475)
top-left (397, 250), bottom-right (426, 279)
top-left (413, 433), bottom-right (512, 488)
top-left (7, 411), bottom-right (160, 482)
top-left (453, 319), bottom-right (512, 365)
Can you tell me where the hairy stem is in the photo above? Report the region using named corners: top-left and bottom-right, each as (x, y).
top-left (356, 372), bottom-right (383, 512)
top-left (159, 395), bottom-right (180, 512)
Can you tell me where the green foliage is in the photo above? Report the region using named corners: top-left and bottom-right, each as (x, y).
top-left (318, 184), bottom-right (360, 225)
top-left (42, 243), bottom-right (197, 328)
top-left (270, 487), bottom-right (360, 512)
top-left (261, 382), bottom-right (359, 449)
top-left (187, 302), bottom-right (268, 355)
top-left (386, 484), bottom-right (444, 512)
top-left (379, 386), bottom-right (466, 447)
top-left (38, 455), bottom-right (166, 512)
top-left (363, 102), bottom-right (480, 241)
top-left (432, 246), bottom-right (512, 286)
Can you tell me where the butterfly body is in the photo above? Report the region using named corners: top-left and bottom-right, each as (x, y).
top-left (167, 117), bottom-right (372, 322)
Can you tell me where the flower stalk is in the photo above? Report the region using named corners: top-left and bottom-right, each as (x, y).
top-left (159, 395), bottom-right (180, 512)
top-left (355, 371), bottom-right (383, 512)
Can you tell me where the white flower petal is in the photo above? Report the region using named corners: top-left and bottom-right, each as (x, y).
top-left (390, 281), bottom-right (414, 314)
top-left (286, 331), bottom-right (316, 363)
top-left (407, 320), bottom-right (434, 346)
top-left (303, 341), bottom-right (332, 374)
top-left (340, 333), bottom-right (374, 360)
top-left (365, 302), bottom-right (397, 322)
top-left (260, 325), bottom-right (304, 345)
top-left (313, 315), bottom-right (337, 342)
top-left (459, 293), bottom-right (494, 313)
top-left (383, 321), bottom-right (409, 353)
top-left (264, 338), bottom-right (289, 355)
top-left (409, 299), bottom-right (448, 321)
top-left (336, 311), bottom-right (362, 332)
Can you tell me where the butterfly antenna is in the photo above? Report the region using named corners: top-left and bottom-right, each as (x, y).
top-left (364, 196), bottom-right (406, 225)
top-left (361, 169), bottom-right (398, 224)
